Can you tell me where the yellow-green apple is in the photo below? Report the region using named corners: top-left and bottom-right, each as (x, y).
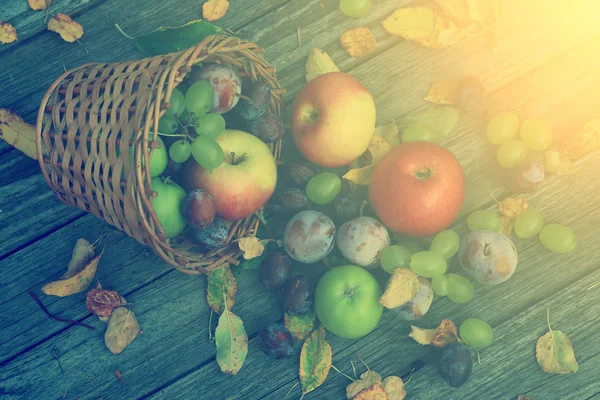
top-left (291, 72), bottom-right (376, 168)
top-left (183, 129), bottom-right (277, 221)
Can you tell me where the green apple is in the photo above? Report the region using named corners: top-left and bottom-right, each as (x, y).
top-left (151, 177), bottom-right (187, 238)
top-left (315, 265), bottom-right (383, 339)
top-left (183, 129), bottom-right (277, 221)
top-left (129, 136), bottom-right (168, 177)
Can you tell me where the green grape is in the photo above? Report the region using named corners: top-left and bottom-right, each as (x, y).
top-left (339, 0), bottom-right (371, 17)
top-left (430, 229), bottom-right (461, 259)
top-left (164, 88), bottom-right (185, 118)
top-left (514, 209), bottom-right (544, 239)
top-left (168, 140), bottom-right (192, 163)
top-left (380, 245), bottom-right (412, 273)
top-left (446, 273), bottom-right (474, 304)
top-left (396, 238), bottom-right (423, 254)
top-left (191, 136), bottom-right (224, 169)
top-left (158, 115), bottom-right (178, 134)
top-left (306, 172), bottom-right (342, 205)
top-left (468, 210), bottom-right (501, 232)
top-left (185, 80), bottom-right (214, 117)
top-left (485, 112), bottom-right (519, 145)
top-left (496, 140), bottom-right (528, 168)
top-left (539, 224), bottom-right (577, 253)
top-left (520, 118), bottom-right (552, 151)
top-left (431, 274), bottom-right (450, 296)
top-left (409, 251), bottom-right (447, 278)
top-left (459, 318), bottom-right (493, 348)
top-left (195, 113), bottom-right (226, 138)
top-left (402, 125), bottom-right (438, 143)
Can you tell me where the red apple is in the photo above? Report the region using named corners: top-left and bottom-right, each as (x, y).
top-left (368, 142), bottom-right (465, 237)
top-left (183, 130), bottom-right (277, 221)
top-left (291, 72), bottom-right (376, 168)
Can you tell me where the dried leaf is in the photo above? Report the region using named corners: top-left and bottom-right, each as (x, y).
top-left (399, 106), bottom-right (460, 137)
top-left (379, 268), bottom-right (420, 309)
top-left (343, 165), bottom-right (375, 186)
top-left (340, 27), bottom-right (377, 58)
top-left (545, 151), bottom-right (576, 175)
top-left (104, 307), bottom-right (140, 355)
top-left (536, 330), bottom-right (578, 374)
top-left (424, 80), bottom-right (460, 105)
top-left (299, 326), bottom-right (332, 396)
top-left (466, 0), bottom-right (503, 25)
top-left (381, 376), bottom-right (406, 400)
top-left (86, 288), bottom-right (123, 317)
top-left (306, 48), bottom-right (340, 82)
top-left (284, 309), bottom-right (316, 341)
top-left (0, 109), bottom-right (38, 159)
top-left (64, 238), bottom-right (95, 278)
top-left (516, 396), bottom-right (532, 400)
top-left (42, 256), bottom-right (100, 297)
top-left (374, 121), bottom-right (400, 147)
top-left (366, 136), bottom-right (393, 165)
top-left (28, 0), bottom-right (52, 10)
top-left (202, 0), bottom-right (230, 22)
top-left (47, 14), bottom-right (83, 43)
top-left (499, 215), bottom-right (515, 237)
top-left (383, 8), bottom-right (459, 49)
top-left (562, 119), bottom-right (600, 159)
top-left (498, 197), bottom-right (528, 219)
top-left (347, 371), bottom-right (383, 399)
top-left (237, 236), bottom-right (265, 260)
top-left (432, 0), bottom-right (471, 26)
top-left (354, 384), bottom-right (389, 400)
top-left (0, 21), bottom-right (18, 44)
top-left (206, 264), bottom-right (237, 314)
top-left (409, 319), bottom-right (458, 348)
top-left (215, 307), bottom-right (248, 375)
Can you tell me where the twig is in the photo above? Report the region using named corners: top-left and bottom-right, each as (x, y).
top-left (51, 346), bottom-right (64, 374)
top-left (28, 291), bottom-right (96, 330)
top-left (331, 364), bottom-right (355, 382)
top-left (76, 40), bottom-right (89, 55)
top-left (350, 360), bottom-right (357, 380)
top-left (115, 23), bottom-right (136, 40)
top-left (288, 27), bottom-right (301, 59)
top-left (208, 310), bottom-right (215, 343)
top-left (285, 381), bottom-right (299, 399)
top-left (44, 0), bottom-right (51, 24)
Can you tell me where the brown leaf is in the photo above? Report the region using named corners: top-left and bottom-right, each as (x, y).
top-left (347, 371), bottom-right (383, 399)
top-left (86, 288), bottom-right (123, 317)
top-left (432, 0), bottom-right (471, 25)
top-left (0, 21), bottom-right (18, 44)
top-left (379, 268), bottom-right (420, 309)
top-left (28, 0), bottom-right (52, 10)
top-left (202, 0), bottom-right (230, 22)
top-left (64, 238), bottom-right (96, 278)
top-left (381, 376), bottom-right (406, 400)
top-left (498, 197), bottom-right (528, 219)
top-left (306, 48), bottom-right (340, 82)
top-left (374, 121), bottom-right (400, 147)
top-left (105, 307), bottom-right (140, 355)
top-left (536, 330), bottom-right (578, 374)
top-left (340, 27), bottom-right (377, 58)
top-left (237, 237), bottom-right (265, 260)
top-left (343, 165), bottom-right (375, 186)
top-left (47, 14), bottom-right (83, 43)
top-left (424, 80), bottom-right (460, 105)
top-left (409, 319), bottom-right (458, 348)
top-left (114, 369), bottom-right (123, 384)
top-left (354, 384), bottom-right (389, 400)
top-left (499, 215), bottom-right (515, 237)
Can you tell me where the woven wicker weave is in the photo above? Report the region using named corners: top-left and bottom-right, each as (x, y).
top-left (35, 34), bottom-right (284, 275)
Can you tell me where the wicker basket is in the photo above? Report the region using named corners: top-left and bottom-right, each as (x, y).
top-left (35, 34), bottom-right (285, 275)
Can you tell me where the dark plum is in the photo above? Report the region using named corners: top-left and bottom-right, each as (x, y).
top-left (194, 218), bottom-right (228, 249)
top-left (183, 189), bottom-right (215, 231)
top-left (282, 162), bottom-right (317, 187)
top-left (269, 188), bottom-right (310, 215)
top-left (456, 76), bottom-right (485, 113)
top-left (260, 251), bottom-right (293, 291)
top-left (334, 193), bottom-right (364, 223)
top-left (257, 323), bottom-right (294, 359)
top-left (282, 275), bottom-right (314, 316)
top-left (438, 342), bottom-right (473, 387)
top-left (247, 112), bottom-right (284, 143)
top-left (237, 80), bottom-right (271, 120)
top-left (163, 158), bottom-right (184, 180)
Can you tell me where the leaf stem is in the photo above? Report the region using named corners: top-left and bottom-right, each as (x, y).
top-left (547, 307), bottom-right (560, 365)
top-left (208, 310), bottom-right (215, 343)
top-left (285, 381), bottom-right (299, 399)
top-left (114, 23), bottom-right (136, 40)
top-left (330, 364), bottom-right (355, 382)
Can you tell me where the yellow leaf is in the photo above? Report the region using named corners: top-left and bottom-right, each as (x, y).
top-left (498, 197), bottom-right (528, 219)
top-left (343, 165), bottom-right (375, 186)
top-left (379, 268), bottom-right (420, 309)
top-left (0, 109), bottom-right (38, 159)
top-left (28, 0), bottom-right (52, 10)
top-left (367, 136), bottom-right (392, 165)
top-left (536, 330), bottom-right (578, 374)
top-left (432, 0), bottom-right (471, 26)
top-left (409, 319), bottom-right (458, 348)
top-left (354, 384), bottom-right (389, 400)
top-left (202, 0), bottom-right (230, 22)
top-left (499, 215), bottom-right (515, 237)
top-left (0, 21), bottom-right (18, 44)
top-left (347, 371), bottom-right (383, 399)
top-left (562, 119), bottom-right (600, 160)
top-left (47, 14), bottom-right (84, 43)
top-left (306, 48), bottom-right (339, 82)
top-left (424, 80), bottom-right (460, 105)
top-left (237, 236), bottom-right (265, 260)
top-left (340, 26), bottom-right (377, 58)
top-left (382, 7), bottom-right (440, 48)
top-left (466, 0), bottom-right (503, 25)
top-left (104, 307), bottom-right (140, 355)
top-left (382, 376), bottom-right (406, 400)
top-left (374, 121), bottom-right (400, 147)
top-left (545, 151), bottom-right (576, 175)
top-left (42, 255), bottom-right (100, 297)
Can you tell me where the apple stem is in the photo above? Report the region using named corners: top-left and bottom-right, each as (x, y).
top-left (483, 241), bottom-right (491, 256)
top-left (414, 168), bottom-right (432, 180)
top-left (359, 200), bottom-right (368, 217)
top-left (231, 152), bottom-right (236, 165)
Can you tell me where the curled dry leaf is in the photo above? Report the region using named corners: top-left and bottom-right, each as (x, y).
top-left (0, 21), bottom-right (18, 44)
top-left (202, 0), bottom-right (230, 22)
top-left (379, 268), bottom-right (420, 309)
top-left (536, 330), bottom-right (578, 374)
top-left (48, 14), bottom-right (84, 43)
top-left (365, 136), bottom-right (393, 165)
top-left (343, 165), bottom-right (375, 186)
top-left (381, 376), bottom-right (406, 400)
top-left (306, 48), bottom-right (339, 82)
top-left (354, 384), bottom-right (388, 400)
top-left (237, 236), bottom-right (265, 260)
top-left (340, 27), bottom-right (377, 58)
top-left (409, 319), bottom-right (458, 348)
top-left (28, 0), bottom-right (52, 10)
top-left (0, 109), bottom-right (37, 159)
top-left (206, 264), bottom-right (237, 314)
top-left (544, 151), bottom-right (576, 175)
top-left (382, 7), bottom-right (442, 48)
top-left (86, 288), bottom-right (123, 317)
top-left (374, 121), bottom-right (400, 147)
top-left (300, 326), bottom-right (332, 396)
top-left (499, 215), bottom-right (515, 237)
top-left (284, 309), bottom-right (316, 341)
top-left (424, 80), bottom-right (460, 105)
top-left (215, 307), bottom-right (248, 375)
top-left (104, 307), bottom-right (140, 355)
top-left (346, 370), bottom-right (382, 399)
top-left (562, 119), bottom-right (600, 160)
top-left (498, 197), bottom-right (528, 219)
